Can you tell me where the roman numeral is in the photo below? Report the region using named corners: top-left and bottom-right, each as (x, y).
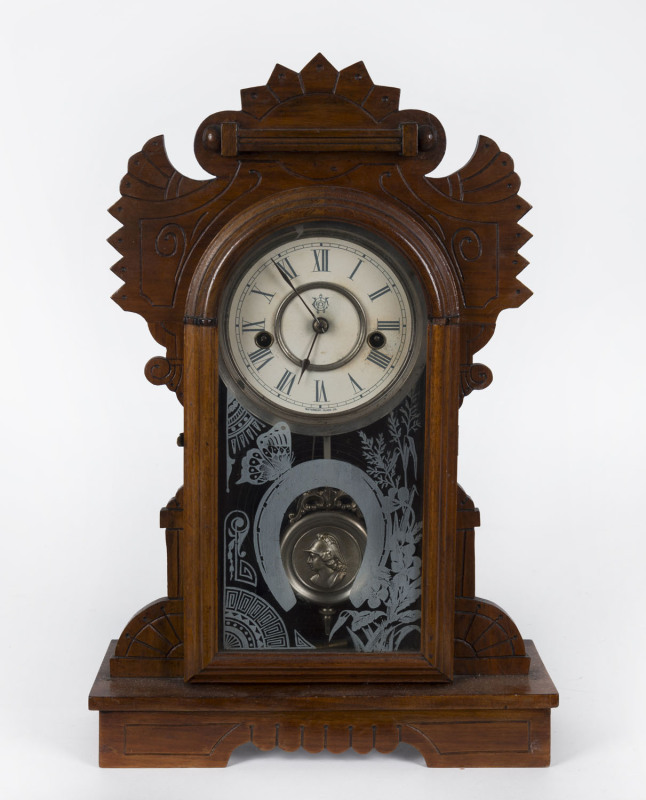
top-left (368, 285), bottom-right (391, 301)
top-left (248, 348), bottom-right (274, 370)
top-left (348, 259), bottom-right (363, 280)
top-left (366, 350), bottom-right (392, 369)
top-left (348, 374), bottom-right (363, 393)
top-left (240, 319), bottom-right (266, 332)
top-left (315, 380), bottom-right (328, 402)
top-left (250, 286), bottom-right (275, 303)
top-left (275, 369), bottom-right (296, 395)
top-left (275, 257), bottom-right (298, 279)
top-left (377, 319), bottom-right (400, 331)
top-left (313, 249), bottom-right (329, 271)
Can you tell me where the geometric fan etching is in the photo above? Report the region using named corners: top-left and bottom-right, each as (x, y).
top-left (114, 598), bottom-right (183, 659)
top-left (454, 597), bottom-right (525, 659)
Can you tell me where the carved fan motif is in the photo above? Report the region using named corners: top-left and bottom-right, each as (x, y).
top-left (243, 55), bottom-right (401, 121)
top-left (109, 54), bottom-right (530, 406)
top-left (454, 597), bottom-right (529, 674)
top-left (113, 599), bottom-right (183, 660)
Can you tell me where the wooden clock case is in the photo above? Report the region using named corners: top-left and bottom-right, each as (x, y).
top-left (89, 55), bottom-right (558, 767)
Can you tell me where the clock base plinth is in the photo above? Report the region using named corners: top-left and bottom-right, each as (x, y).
top-left (89, 640), bottom-right (558, 768)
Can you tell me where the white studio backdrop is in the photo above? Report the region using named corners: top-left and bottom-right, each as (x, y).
top-left (1, 1), bottom-right (645, 798)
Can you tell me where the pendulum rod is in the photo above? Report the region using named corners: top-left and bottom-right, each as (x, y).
top-left (323, 436), bottom-right (331, 459)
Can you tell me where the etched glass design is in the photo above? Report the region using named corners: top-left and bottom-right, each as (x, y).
top-left (219, 381), bottom-right (424, 651)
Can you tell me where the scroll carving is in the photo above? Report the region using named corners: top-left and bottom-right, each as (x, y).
top-left (96, 56), bottom-right (555, 771)
top-left (460, 362), bottom-right (494, 399)
top-left (458, 323), bottom-right (496, 404)
top-left (144, 355), bottom-right (182, 394)
top-left (109, 54), bottom-right (530, 405)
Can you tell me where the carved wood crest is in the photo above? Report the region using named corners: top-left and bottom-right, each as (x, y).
top-left (108, 55), bottom-right (532, 679)
top-left (109, 54), bottom-right (530, 405)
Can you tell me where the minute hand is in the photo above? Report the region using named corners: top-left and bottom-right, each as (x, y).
top-left (271, 258), bottom-right (318, 323)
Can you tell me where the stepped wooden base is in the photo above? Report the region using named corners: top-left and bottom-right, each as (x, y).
top-left (89, 640), bottom-right (557, 768)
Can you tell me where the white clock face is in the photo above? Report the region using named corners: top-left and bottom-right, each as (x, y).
top-left (219, 226), bottom-right (424, 433)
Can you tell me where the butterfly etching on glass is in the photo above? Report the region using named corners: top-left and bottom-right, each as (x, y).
top-left (237, 422), bottom-right (294, 485)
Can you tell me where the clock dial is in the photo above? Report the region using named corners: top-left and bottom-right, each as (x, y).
top-left (220, 225), bottom-right (425, 433)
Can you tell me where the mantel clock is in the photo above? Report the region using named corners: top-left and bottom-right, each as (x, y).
top-left (89, 55), bottom-right (558, 767)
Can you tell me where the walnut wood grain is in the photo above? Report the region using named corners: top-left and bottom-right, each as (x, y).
top-left (111, 598), bottom-right (183, 678)
top-left (455, 486), bottom-right (479, 597)
top-left (109, 54), bottom-right (529, 405)
top-left (161, 488), bottom-right (183, 597)
top-left (181, 187), bottom-right (460, 683)
top-left (112, 481), bottom-right (528, 679)
top-left (91, 640), bottom-right (557, 768)
top-left (454, 598), bottom-right (529, 675)
top-left (96, 54), bottom-right (555, 768)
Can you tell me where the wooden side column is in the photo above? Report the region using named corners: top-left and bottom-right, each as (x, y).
top-left (183, 322), bottom-right (220, 680)
top-left (423, 319), bottom-right (460, 678)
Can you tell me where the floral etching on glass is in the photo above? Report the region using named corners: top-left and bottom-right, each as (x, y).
top-left (330, 392), bottom-right (423, 651)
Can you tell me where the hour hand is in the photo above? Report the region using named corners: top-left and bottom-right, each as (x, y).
top-left (298, 329), bottom-right (320, 383)
top-left (297, 358), bottom-right (311, 384)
